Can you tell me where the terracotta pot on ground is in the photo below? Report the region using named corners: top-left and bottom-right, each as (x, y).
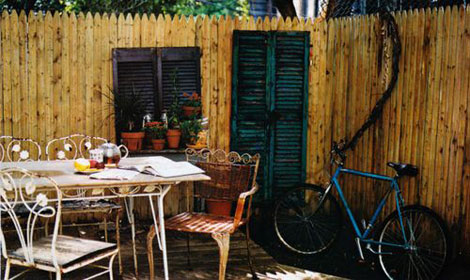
top-left (182, 106), bottom-right (201, 117)
top-left (166, 129), bottom-right (182, 149)
top-left (151, 139), bottom-right (165, 151)
top-left (206, 199), bottom-right (232, 216)
top-left (121, 132), bottom-right (145, 151)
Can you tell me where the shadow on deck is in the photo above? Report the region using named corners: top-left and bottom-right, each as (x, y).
top-left (6, 222), bottom-right (343, 280)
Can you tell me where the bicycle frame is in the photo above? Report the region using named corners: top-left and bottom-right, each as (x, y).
top-left (322, 164), bottom-right (410, 250)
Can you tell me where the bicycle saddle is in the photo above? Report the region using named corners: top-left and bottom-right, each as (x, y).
top-left (387, 162), bottom-right (419, 177)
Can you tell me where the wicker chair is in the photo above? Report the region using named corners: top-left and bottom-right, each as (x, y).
top-left (146, 148), bottom-right (260, 280)
top-left (45, 134), bottom-right (126, 274)
top-left (0, 136), bottom-right (42, 162)
top-left (0, 168), bottom-right (118, 279)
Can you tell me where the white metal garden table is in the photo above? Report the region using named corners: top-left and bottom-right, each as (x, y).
top-left (0, 157), bottom-right (210, 280)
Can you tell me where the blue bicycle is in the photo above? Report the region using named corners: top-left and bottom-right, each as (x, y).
top-left (274, 142), bottom-right (449, 280)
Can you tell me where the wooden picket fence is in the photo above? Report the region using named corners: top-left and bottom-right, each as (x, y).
top-left (2, 6), bottom-right (470, 254)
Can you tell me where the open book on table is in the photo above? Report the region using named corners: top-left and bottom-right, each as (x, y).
top-left (120, 156), bottom-right (205, 178)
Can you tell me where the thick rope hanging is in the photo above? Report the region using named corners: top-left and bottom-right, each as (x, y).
top-left (338, 10), bottom-right (402, 153)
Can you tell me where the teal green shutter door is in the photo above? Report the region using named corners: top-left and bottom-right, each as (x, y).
top-left (231, 31), bottom-right (310, 200)
top-left (270, 32), bottom-right (310, 196)
top-left (231, 31), bottom-right (270, 198)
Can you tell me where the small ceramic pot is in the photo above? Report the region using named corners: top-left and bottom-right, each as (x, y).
top-left (151, 139), bottom-right (165, 151)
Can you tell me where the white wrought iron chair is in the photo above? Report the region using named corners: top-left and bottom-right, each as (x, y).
top-left (0, 136), bottom-right (41, 162)
top-left (45, 134), bottom-right (127, 274)
top-left (0, 168), bottom-right (118, 279)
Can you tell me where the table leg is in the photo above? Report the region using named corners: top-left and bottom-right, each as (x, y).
top-left (125, 197), bottom-right (138, 277)
top-left (148, 185), bottom-right (172, 280)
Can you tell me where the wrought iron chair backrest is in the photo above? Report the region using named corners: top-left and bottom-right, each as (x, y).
top-left (185, 148), bottom-right (260, 202)
top-left (0, 168), bottom-right (61, 268)
top-left (46, 134), bottom-right (129, 160)
top-left (0, 136), bottom-right (42, 162)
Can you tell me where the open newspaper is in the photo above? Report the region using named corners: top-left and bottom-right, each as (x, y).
top-left (119, 156), bottom-right (205, 178)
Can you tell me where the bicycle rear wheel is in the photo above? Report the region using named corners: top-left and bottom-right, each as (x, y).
top-left (274, 184), bottom-right (342, 255)
top-left (378, 205), bottom-right (448, 280)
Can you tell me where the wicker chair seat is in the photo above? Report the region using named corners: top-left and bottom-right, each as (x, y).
top-left (165, 212), bottom-right (246, 234)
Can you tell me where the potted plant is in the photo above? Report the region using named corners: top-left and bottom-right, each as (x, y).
top-left (105, 87), bottom-right (146, 151)
top-left (181, 92), bottom-right (202, 117)
top-left (166, 69), bottom-right (182, 149)
top-left (181, 119), bottom-right (203, 147)
top-left (150, 124), bottom-right (167, 151)
top-left (166, 110), bottom-right (181, 149)
top-left (144, 121), bottom-right (161, 149)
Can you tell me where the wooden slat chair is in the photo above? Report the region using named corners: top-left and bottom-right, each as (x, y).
top-left (45, 134), bottom-right (127, 274)
top-left (0, 168), bottom-right (119, 280)
top-left (0, 136), bottom-right (41, 162)
top-left (147, 148), bottom-right (261, 280)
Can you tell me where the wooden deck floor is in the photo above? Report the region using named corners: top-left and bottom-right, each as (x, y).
top-left (6, 224), bottom-right (343, 280)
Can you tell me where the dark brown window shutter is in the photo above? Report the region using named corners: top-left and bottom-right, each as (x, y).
top-left (112, 48), bottom-right (159, 118)
top-left (157, 47), bottom-right (201, 110)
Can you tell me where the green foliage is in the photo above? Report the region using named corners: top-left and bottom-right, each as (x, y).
top-left (167, 69), bottom-right (182, 129)
top-left (0, 0), bottom-right (249, 17)
top-left (149, 124), bottom-right (167, 139)
top-left (104, 86), bottom-right (146, 132)
top-left (170, 0), bottom-right (249, 17)
top-left (0, 0), bottom-right (66, 12)
top-left (180, 119), bottom-right (202, 144)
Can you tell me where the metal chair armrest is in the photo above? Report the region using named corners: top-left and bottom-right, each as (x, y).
top-left (232, 183), bottom-right (259, 231)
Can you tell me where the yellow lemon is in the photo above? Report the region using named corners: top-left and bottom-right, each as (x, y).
top-left (74, 158), bottom-right (90, 172)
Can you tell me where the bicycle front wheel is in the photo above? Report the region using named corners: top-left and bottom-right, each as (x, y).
top-left (378, 205), bottom-right (449, 280)
top-left (274, 184), bottom-right (342, 255)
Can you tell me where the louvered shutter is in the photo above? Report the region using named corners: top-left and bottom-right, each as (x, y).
top-left (271, 32), bottom-right (310, 192)
top-left (112, 48), bottom-right (158, 117)
top-left (231, 31), bottom-right (270, 198)
top-left (231, 31), bottom-right (309, 200)
top-left (157, 47), bottom-right (201, 110)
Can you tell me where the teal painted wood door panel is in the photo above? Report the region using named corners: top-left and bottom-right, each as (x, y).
top-left (231, 30), bottom-right (310, 200)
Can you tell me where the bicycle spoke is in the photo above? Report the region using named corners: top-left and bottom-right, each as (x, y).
top-left (379, 208), bottom-right (447, 280)
top-left (274, 187), bottom-right (341, 254)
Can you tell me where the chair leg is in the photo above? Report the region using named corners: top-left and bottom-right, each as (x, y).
top-left (211, 233), bottom-right (230, 280)
top-left (147, 225), bottom-right (156, 280)
top-left (245, 225), bottom-right (257, 279)
top-left (4, 259), bottom-right (10, 280)
top-left (115, 211), bottom-right (122, 276)
top-left (108, 252), bottom-right (117, 280)
top-left (55, 272), bottom-right (61, 280)
top-left (104, 216), bottom-right (108, 242)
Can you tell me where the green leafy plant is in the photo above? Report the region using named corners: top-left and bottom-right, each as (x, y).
top-left (167, 68), bottom-right (182, 129)
top-left (149, 124), bottom-right (167, 139)
top-left (180, 119), bottom-right (202, 145)
top-left (103, 86), bottom-right (145, 132)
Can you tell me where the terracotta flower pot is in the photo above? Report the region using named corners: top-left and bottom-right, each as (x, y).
top-left (151, 139), bottom-right (165, 151)
top-left (166, 129), bottom-right (181, 149)
top-left (182, 106), bottom-right (201, 117)
top-left (206, 199), bottom-right (232, 216)
top-left (121, 132), bottom-right (145, 151)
